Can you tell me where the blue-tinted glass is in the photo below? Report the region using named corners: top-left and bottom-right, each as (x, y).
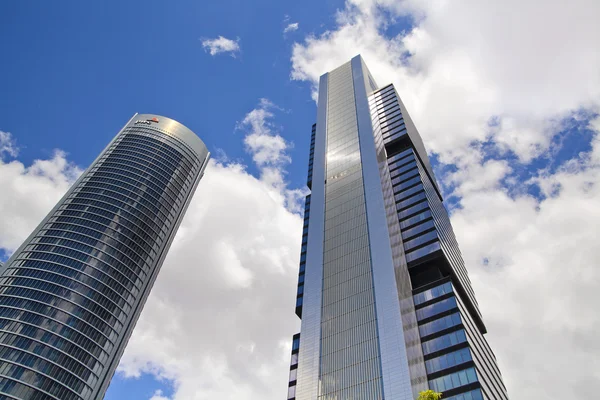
top-left (419, 312), bottom-right (462, 337)
top-left (414, 282), bottom-right (453, 305)
top-left (402, 219), bottom-right (435, 241)
top-left (405, 241), bottom-right (441, 262)
top-left (425, 347), bottom-right (472, 374)
top-left (443, 389), bottom-right (484, 400)
top-left (396, 190), bottom-right (426, 211)
top-left (398, 200), bottom-right (429, 220)
top-left (400, 210), bottom-right (432, 229)
top-left (416, 297), bottom-right (458, 321)
top-left (422, 329), bottom-right (467, 355)
top-left (394, 183), bottom-right (425, 202)
top-left (404, 230), bottom-right (439, 251)
top-left (387, 148), bottom-right (413, 163)
top-left (429, 367), bottom-right (478, 392)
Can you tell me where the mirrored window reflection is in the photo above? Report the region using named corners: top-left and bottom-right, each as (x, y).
top-left (428, 367), bottom-right (478, 392)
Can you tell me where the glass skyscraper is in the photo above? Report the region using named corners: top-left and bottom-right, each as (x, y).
top-left (286, 57), bottom-right (509, 400)
top-left (0, 114), bottom-right (209, 400)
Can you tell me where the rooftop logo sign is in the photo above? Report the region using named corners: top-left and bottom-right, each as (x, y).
top-left (134, 117), bottom-right (159, 125)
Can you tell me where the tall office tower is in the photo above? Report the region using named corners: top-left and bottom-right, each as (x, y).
top-left (285, 56), bottom-right (508, 400)
top-left (0, 114), bottom-right (209, 400)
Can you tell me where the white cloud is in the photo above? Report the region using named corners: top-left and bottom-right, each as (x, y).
top-left (284, 22), bottom-right (299, 34)
top-left (201, 36), bottom-right (241, 57)
top-left (291, 0), bottom-right (600, 163)
top-left (0, 143), bottom-right (81, 253)
top-left (0, 130), bottom-right (18, 158)
top-left (290, 0), bottom-right (600, 396)
top-left (149, 390), bottom-right (170, 400)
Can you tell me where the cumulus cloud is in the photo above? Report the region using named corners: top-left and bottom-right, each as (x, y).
top-left (0, 138), bottom-right (81, 253)
top-left (290, 0), bottom-right (600, 396)
top-left (291, 0), bottom-right (600, 163)
top-left (201, 36), bottom-right (241, 57)
top-left (0, 130), bottom-right (19, 158)
top-left (284, 22), bottom-right (299, 34)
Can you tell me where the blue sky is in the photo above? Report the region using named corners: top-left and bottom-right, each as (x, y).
top-left (1, 0), bottom-right (600, 399)
top-left (0, 0), bottom-right (353, 189)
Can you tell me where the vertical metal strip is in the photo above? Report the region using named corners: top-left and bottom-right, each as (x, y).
top-left (295, 74), bottom-right (328, 400)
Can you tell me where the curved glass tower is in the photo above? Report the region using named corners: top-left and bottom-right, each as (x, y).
top-left (0, 114), bottom-right (209, 400)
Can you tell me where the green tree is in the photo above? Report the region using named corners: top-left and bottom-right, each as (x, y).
top-left (417, 390), bottom-right (443, 400)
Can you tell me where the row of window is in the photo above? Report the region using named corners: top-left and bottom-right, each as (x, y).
top-left (0, 277), bottom-right (126, 325)
top-left (404, 230), bottom-right (439, 252)
top-left (416, 296), bottom-right (458, 322)
top-left (429, 366), bottom-right (478, 392)
top-left (40, 227), bottom-right (153, 271)
top-left (56, 198), bottom-right (162, 254)
top-left (107, 147), bottom-right (193, 190)
top-left (59, 195), bottom-right (166, 247)
top-left (381, 121), bottom-right (406, 140)
top-left (414, 282), bottom-right (453, 305)
top-left (0, 298), bottom-right (116, 350)
top-left (405, 241), bottom-right (441, 263)
top-left (123, 127), bottom-right (203, 167)
top-left (73, 183), bottom-right (173, 228)
top-left (0, 289), bottom-right (119, 341)
top-left (0, 310), bottom-right (109, 364)
top-left (19, 246), bottom-right (142, 292)
top-left (93, 159), bottom-right (184, 206)
top-left (104, 142), bottom-right (192, 190)
top-left (0, 347), bottom-right (90, 396)
top-left (426, 347), bottom-right (472, 375)
top-left (422, 329), bottom-right (467, 356)
top-left (395, 182), bottom-right (425, 204)
top-left (7, 259), bottom-right (135, 308)
top-left (419, 312), bottom-right (462, 338)
top-left (30, 237), bottom-right (147, 284)
top-left (83, 174), bottom-right (181, 218)
top-left (442, 389), bottom-right (484, 400)
top-left (388, 153), bottom-right (416, 175)
top-left (85, 167), bottom-right (181, 212)
top-left (118, 132), bottom-right (198, 172)
top-left (0, 321), bottom-right (102, 373)
top-left (0, 377), bottom-right (60, 400)
top-left (85, 162), bottom-right (184, 220)
top-left (0, 332), bottom-right (97, 385)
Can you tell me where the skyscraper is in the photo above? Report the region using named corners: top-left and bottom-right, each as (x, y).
top-left (286, 57), bottom-right (508, 400)
top-left (0, 114), bottom-right (209, 400)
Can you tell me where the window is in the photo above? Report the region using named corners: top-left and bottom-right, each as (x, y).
top-left (405, 241), bottom-right (441, 262)
top-left (414, 282), bottom-right (453, 305)
top-left (442, 389), bottom-right (484, 400)
top-left (429, 367), bottom-right (478, 392)
top-left (416, 296), bottom-right (458, 321)
top-left (419, 312), bottom-right (462, 337)
top-left (425, 347), bottom-right (472, 374)
top-left (422, 329), bottom-right (467, 355)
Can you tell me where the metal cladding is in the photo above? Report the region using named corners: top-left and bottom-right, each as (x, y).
top-left (0, 114), bottom-right (209, 400)
top-left (286, 56), bottom-right (509, 400)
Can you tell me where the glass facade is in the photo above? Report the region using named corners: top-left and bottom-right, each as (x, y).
top-left (288, 56), bottom-right (508, 400)
top-left (0, 114), bottom-right (209, 400)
